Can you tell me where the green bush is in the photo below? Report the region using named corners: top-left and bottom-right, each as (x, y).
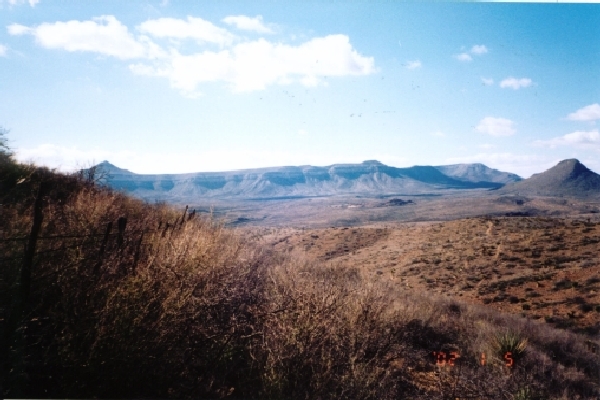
top-left (491, 331), bottom-right (528, 365)
top-left (514, 386), bottom-right (534, 400)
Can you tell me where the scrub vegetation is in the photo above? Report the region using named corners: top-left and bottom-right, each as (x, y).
top-left (2, 156), bottom-right (600, 399)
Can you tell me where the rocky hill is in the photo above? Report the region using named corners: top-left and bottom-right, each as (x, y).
top-left (501, 159), bottom-right (600, 198)
top-left (92, 160), bottom-right (522, 202)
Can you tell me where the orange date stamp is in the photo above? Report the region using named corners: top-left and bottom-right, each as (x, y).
top-left (432, 351), bottom-right (514, 367)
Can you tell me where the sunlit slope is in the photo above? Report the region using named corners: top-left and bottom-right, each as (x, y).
top-left (502, 159), bottom-right (600, 198)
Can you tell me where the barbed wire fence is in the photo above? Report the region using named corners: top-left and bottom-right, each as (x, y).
top-left (0, 181), bottom-right (196, 397)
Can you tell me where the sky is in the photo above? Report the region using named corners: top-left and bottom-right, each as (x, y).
top-left (1, 0), bottom-right (599, 178)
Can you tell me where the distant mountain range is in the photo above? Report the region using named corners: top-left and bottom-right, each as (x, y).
top-left (92, 160), bottom-right (522, 202)
top-left (501, 159), bottom-right (600, 197)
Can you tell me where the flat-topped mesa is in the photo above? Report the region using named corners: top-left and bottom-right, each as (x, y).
top-left (362, 160), bottom-right (384, 165)
top-left (90, 160), bottom-right (521, 202)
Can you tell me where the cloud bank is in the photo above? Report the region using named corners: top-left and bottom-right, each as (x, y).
top-left (130, 34), bottom-right (376, 94)
top-left (534, 130), bottom-right (600, 151)
top-left (499, 77), bottom-right (533, 90)
top-left (475, 117), bottom-right (516, 136)
top-left (3, 0), bottom-right (39, 7)
top-left (222, 15), bottom-right (274, 34)
top-left (455, 44), bottom-right (487, 62)
top-left (9, 16), bottom-right (165, 59)
top-left (8, 14), bottom-right (376, 95)
top-left (566, 104), bottom-right (600, 122)
top-left (138, 16), bottom-right (235, 46)
top-left (405, 59), bottom-right (421, 69)
top-left (470, 44), bottom-right (487, 54)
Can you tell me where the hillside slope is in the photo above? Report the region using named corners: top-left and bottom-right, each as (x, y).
top-left (3, 161), bottom-right (600, 399)
top-left (502, 159), bottom-right (600, 197)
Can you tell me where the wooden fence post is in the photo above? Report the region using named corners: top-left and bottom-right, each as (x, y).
top-left (21, 181), bottom-right (47, 306)
top-left (116, 217), bottom-right (127, 247)
top-left (2, 181), bottom-right (47, 396)
top-left (94, 221), bottom-right (113, 275)
top-left (132, 230), bottom-right (144, 274)
top-left (180, 205), bottom-right (188, 227)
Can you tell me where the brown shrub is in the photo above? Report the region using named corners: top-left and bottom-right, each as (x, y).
top-left (3, 164), bottom-right (600, 399)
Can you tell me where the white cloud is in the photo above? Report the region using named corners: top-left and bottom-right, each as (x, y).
top-left (471, 44), bottom-right (487, 54)
top-left (481, 77), bottom-right (494, 86)
top-left (455, 44), bottom-right (487, 61)
top-left (5, 0), bottom-right (39, 6)
top-left (138, 16), bottom-right (235, 46)
top-left (566, 104), bottom-right (600, 122)
top-left (222, 15), bottom-right (274, 34)
top-left (405, 59), bottom-right (421, 69)
top-left (130, 34), bottom-right (376, 94)
top-left (11, 15), bottom-right (376, 95)
top-left (300, 75), bottom-right (320, 87)
top-left (7, 24), bottom-right (32, 35)
top-left (431, 131), bottom-right (445, 137)
top-left (475, 117), bottom-right (516, 136)
top-left (479, 143), bottom-right (494, 150)
top-left (298, 129), bottom-right (308, 136)
top-left (8, 16), bottom-right (165, 59)
top-left (499, 77), bottom-right (533, 90)
top-left (0, 44), bottom-right (6, 56)
top-left (533, 130), bottom-right (600, 150)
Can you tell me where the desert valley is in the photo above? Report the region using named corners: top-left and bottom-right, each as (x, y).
top-left (4, 3), bottom-right (600, 398)
top-left (94, 157), bottom-right (600, 335)
top-left (3, 155), bottom-right (600, 399)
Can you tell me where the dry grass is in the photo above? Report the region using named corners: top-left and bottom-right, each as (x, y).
top-left (2, 162), bottom-right (600, 399)
top-left (274, 216), bottom-right (600, 334)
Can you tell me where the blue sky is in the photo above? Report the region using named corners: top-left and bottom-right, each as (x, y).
top-left (1, 0), bottom-right (599, 178)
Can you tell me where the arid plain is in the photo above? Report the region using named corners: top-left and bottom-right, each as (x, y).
top-left (97, 158), bottom-right (600, 396)
top-left (226, 192), bottom-right (600, 334)
top-left (4, 157), bottom-right (600, 398)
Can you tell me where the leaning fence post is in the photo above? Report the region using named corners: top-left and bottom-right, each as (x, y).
top-left (21, 181), bottom-right (47, 306)
top-left (3, 181), bottom-right (47, 396)
top-left (132, 230), bottom-right (144, 274)
top-left (180, 205), bottom-right (188, 227)
top-left (116, 217), bottom-right (127, 247)
top-left (94, 221), bottom-right (113, 275)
